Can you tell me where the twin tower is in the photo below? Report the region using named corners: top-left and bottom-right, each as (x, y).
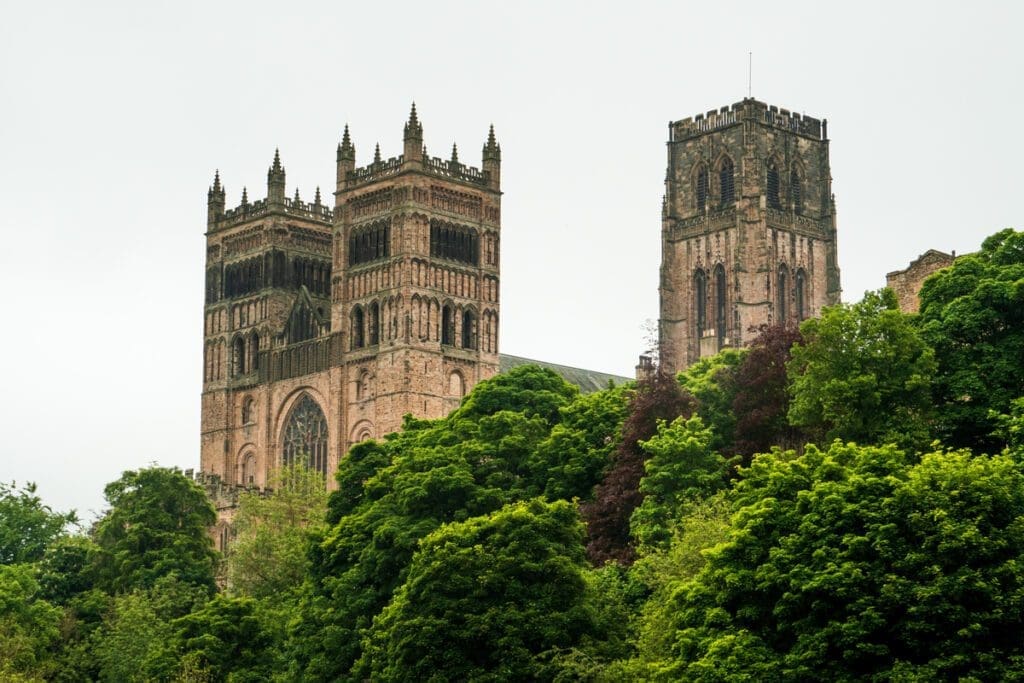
top-left (201, 105), bottom-right (501, 488)
top-left (200, 98), bottom-right (840, 492)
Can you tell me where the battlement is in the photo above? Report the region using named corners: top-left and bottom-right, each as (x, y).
top-left (215, 194), bottom-right (333, 228)
top-left (346, 153), bottom-right (489, 187)
top-left (670, 98), bottom-right (825, 142)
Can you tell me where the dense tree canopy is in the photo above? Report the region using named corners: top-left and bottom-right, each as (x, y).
top-left (361, 499), bottom-right (603, 681)
top-left (788, 289), bottom-right (936, 450)
top-left (919, 228), bottom-right (1024, 451)
top-left (0, 482), bottom-right (77, 566)
top-left (91, 467), bottom-right (218, 594)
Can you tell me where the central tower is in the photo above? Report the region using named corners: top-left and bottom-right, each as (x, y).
top-left (334, 105), bottom-right (502, 440)
top-left (659, 98), bottom-right (840, 373)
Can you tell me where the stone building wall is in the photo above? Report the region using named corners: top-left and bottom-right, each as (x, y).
top-left (885, 249), bottom-right (955, 313)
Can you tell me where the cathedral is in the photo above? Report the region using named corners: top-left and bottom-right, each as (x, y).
top-left (198, 105), bottom-right (624, 505)
top-left (197, 99), bottom-right (841, 537)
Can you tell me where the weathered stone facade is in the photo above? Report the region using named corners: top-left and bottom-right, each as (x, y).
top-left (886, 249), bottom-right (955, 313)
top-left (200, 106), bottom-right (502, 502)
top-left (658, 98), bottom-right (842, 373)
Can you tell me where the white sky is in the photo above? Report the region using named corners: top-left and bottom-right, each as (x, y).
top-left (1, 1), bottom-right (1021, 520)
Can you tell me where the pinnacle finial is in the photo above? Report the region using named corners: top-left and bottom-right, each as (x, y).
top-left (409, 101), bottom-right (418, 125)
top-left (272, 148), bottom-right (282, 172)
top-left (212, 169), bottom-right (222, 192)
top-left (314, 186), bottom-right (322, 205)
top-left (342, 124), bottom-right (351, 147)
top-left (294, 187), bottom-right (301, 202)
top-left (487, 124), bottom-right (496, 147)
top-left (451, 143), bottom-right (459, 163)
top-left (374, 143), bottom-right (381, 163)
top-left (241, 186), bottom-right (249, 204)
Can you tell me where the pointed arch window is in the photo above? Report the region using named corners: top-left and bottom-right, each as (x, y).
top-left (694, 269), bottom-right (707, 338)
top-left (351, 306), bottom-right (365, 349)
top-left (767, 161), bottom-right (782, 210)
top-left (696, 165), bottom-right (709, 214)
top-left (242, 397), bottom-right (255, 424)
top-left (795, 268), bottom-right (807, 320)
top-left (777, 264), bottom-right (789, 322)
top-left (249, 332), bottom-right (260, 372)
top-left (790, 169), bottom-right (803, 214)
top-left (232, 336), bottom-right (246, 376)
top-left (368, 302), bottom-right (380, 346)
top-left (241, 452), bottom-right (256, 486)
top-left (462, 310), bottom-right (478, 350)
top-left (281, 394), bottom-right (328, 476)
top-left (441, 305), bottom-right (454, 346)
top-left (719, 158), bottom-right (735, 207)
top-left (714, 264), bottom-right (727, 349)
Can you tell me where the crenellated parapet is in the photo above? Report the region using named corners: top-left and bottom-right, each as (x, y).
top-left (670, 97), bottom-right (826, 142)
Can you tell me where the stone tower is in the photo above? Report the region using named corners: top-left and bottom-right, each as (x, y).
top-left (199, 106), bottom-right (500, 496)
top-left (658, 98), bottom-right (840, 373)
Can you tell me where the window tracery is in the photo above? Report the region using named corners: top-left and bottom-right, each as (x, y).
top-left (281, 394), bottom-right (328, 476)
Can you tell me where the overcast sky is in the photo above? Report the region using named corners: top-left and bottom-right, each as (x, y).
top-left (1, 1), bottom-right (1021, 519)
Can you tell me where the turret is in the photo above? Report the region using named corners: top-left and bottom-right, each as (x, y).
top-left (336, 125), bottom-right (355, 195)
top-left (267, 149), bottom-right (286, 206)
top-left (207, 170), bottom-right (225, 224)
top-left (482, 125), bottom-right (501, 190)
top-left (402, 102), bottom-right (424, 167)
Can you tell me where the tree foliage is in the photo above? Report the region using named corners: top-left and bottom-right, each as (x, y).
top-left (788, 289), bottom-right (936, 450)
top-left (361, 499), bottom-right (604, 682)
top-left (581, 371), bottom-right (695, 565)
top-left (0, 482), bottom-right (77, 566)
top-left (671, 442), bottom-right (1024, 680)
top-left (678, 348), bottom-right (745, 454)
top-left (731, 324), bottom-right (805, 459)
top-left (227, 463), bottom-right (328, 602)
top-left (91, 467), bottom-right (218, 594)
top-left (0, 563), bottom-right (62, 681)
top-left (919, 228), bottom-right (1024, 451)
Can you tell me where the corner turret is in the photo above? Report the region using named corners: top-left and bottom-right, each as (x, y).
top-left (207, 170), bottom-right (225, 224)
top-left (267, 149), bottom-right (286, 206)
top-left (336, 125), bottom-right (355, 195)
top-left (402, 102), bottom-right (424, 167)
top-left (482, 125), bottom-right (501, 190)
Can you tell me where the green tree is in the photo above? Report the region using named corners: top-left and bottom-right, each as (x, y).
top-left (170, 595), bottom-right (273, 682)
top-left (91, 467), bottom-right (218, 594)
top-left (630, 416), bottom-right (735, 551)
top-left (290, 366), bottom-right (585, 680)
top-left (0, 564), bottom-right (62, 681)
top-left (678, 348), bottom-right (745, 454)
top-left (919, 228), bottom-right (1024, 451)
top-left (788, 289), bottom-right (936, 450)
top-left (360, 499), bottom-right (603, 682)
top-left (91, 575), bottom-right (210, 683)
top-left (0, 481), bottom-right (77, 566)
top-left (226, 463), bottom-right (328, 602)
top-left (671, 442), bottom-right (1024, 680)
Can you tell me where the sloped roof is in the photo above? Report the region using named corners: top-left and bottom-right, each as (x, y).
top-left (498, 354), bottom-right (632, 394)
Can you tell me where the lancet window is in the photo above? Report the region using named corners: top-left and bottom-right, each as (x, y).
top-left (719, 158), bottom-right (735, 207)
top-left (714, 264), bottom-right (727, 349)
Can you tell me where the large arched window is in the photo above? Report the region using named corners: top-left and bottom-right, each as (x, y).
top-left (694, 269), bottom-right (707, 338)
top-left (462, 310), bottom-right (477, 350)
top-left (351, 306), bottom-right (365, 349)
top-left (767, 161), bottom-right (782, 210)
top-left (281, 394), bottom-right (328, 476)
top-left (777, 264), bottom-right (789, 322)
top-left (790, 168), bottom-right (803, 214)
top-left (441, 305), bottom-right (454, 346)
top-left (696, 165), bottom-right (709, 214)
top-left (795, 268), bottom-right (807, 321)
top-left (242, 396), bottom-right (255, 424)
top-left (714, 264), bottom-right (727, 349)
top-left (719, 158), bottom-right (735, 207)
